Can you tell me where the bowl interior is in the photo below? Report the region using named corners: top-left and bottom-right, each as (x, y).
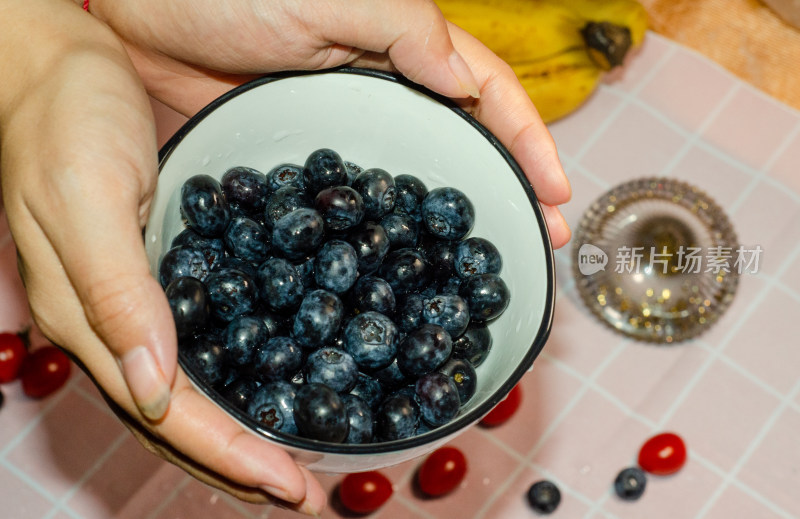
top-left (145, 69), bottom-right (554, 463)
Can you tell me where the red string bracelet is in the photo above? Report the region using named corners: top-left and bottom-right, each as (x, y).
top-left (82, 0), bottom-right (89, 10)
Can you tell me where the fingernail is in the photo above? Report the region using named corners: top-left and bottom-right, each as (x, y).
top-left (299, 500), bottom-right (323, 517)
top-left (448, 51), bottom-right (481, 99)
top-left (261, 484), bottom-right (294, 503)
top-left (120, 346), bottom-right (170, 421)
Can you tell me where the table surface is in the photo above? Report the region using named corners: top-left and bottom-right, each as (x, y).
top-left (2, 32), bottom-right (800, 519)
top-left (640, 0), bottom-right (800, 113)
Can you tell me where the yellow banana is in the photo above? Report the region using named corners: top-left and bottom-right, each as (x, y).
top-left (435, 0), bottom-right (649, 123)
top-left (512, 49), bottom-right (603, 124)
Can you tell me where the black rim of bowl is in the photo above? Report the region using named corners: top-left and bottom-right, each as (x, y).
top-left (157, 66), bottom-right (556, 456)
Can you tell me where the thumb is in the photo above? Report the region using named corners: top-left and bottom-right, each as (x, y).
top-left (29, 82), bottom-right (177, 421)
top-left (311, 0), bottom-right (481, 99)
top-left (49, 172), bottom-right (176, 422)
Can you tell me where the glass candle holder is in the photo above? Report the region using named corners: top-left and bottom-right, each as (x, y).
top-left (572, 178), bottom-right (739, 343)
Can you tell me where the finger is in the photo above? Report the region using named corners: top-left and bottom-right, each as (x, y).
top-left (150, 372), bottom-right (313, 505)
top-left (442, 24), bottom-right (572, 207)
top-left (541, 203), bottom-right (571, 250)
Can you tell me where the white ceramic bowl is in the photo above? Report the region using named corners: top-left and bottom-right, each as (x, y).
top-left (144, 68), bottom-right (555, 473)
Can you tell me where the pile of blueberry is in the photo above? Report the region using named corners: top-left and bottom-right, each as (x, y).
top-left (159, 148), bottom-right (510, 444)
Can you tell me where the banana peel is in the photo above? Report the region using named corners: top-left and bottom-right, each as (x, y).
top-left (436, 0), bottom-right (649, 123)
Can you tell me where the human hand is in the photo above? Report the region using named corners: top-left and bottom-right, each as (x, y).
top-left (0, 0), bottom-right (323, 513)
top-left (88, 0), bottom-right (572, 248)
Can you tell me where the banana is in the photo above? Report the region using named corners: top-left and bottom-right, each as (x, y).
top-left (435, 0), bottom-right (649, 123)
top-left (513, 49), bottom-right (603, 124)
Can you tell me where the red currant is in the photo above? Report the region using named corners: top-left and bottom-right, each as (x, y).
top-left (338, 471), bottom-right (393, 514)
top-left (20, 346), bottom-right (71, 399)
top-left (0, 332), bottom-right (27, 384)
top-left (638, 432), bottom-right (687, 475)
top-left (480, 383), bottom-right (522, 427)
top-left (417, 446), bottom-right (468, 497)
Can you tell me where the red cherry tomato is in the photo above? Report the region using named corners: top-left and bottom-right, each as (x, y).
top-left (338, 471), bottom-right (393, 514)
top-left (417, 446), bottom-right (468, 497)
top-left (480, 384), bottom-right (522, 427)
top-left (20, 346), bottom-right (71, 399)
top-left (638, 432), bottom-right (687, 475)
top-left (0, 332), bottom-right (28, 384)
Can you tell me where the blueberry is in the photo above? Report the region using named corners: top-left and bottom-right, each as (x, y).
top-left (378, 248), bottom-right (431, 295)
top-left (180, 174), bottom-right (230, 237)
top-left (264, 185), bottom-right (311, 230)
top-left (614, 467), bottom-right (647, 501)
top-left (314, 185), bottom-right (364, 232)
top-left (272, 208), bottom-right (325, 260)
top-left (453, 237), bottom-right (502, 278)
top-left (302, 148), bottom-right (347, 195)
top-left (313, 240), bottom-right (359, 294)
top-left (393, 174), bottom-right (428, 223)
top-left (415, 372), bottom-right (460, 427)
top-left (253, 336), bottom-right (303, 382)
top-left (421, 187), bottom-right (475, 241)
top-left (159, 245), bottom-right (210, 288)
top-left (380, 213), bottom-right (419, 250)
top-left (459, 273), bottom-right (510, 321)
top-left (265, 163), bottom-right (304, 192)
top-left (349, 372), bottom-right (384, 411)
top-left (291, 289), bottom-right (344, 349)
top-left (343, 311), bottom-right (398, 371)
top-left (171, 228), bottom-right (225, 269)
top-left (165, 276), bottom-right (209, 339)
top-left (304, 347), bottom-right (359, 393)
top-left (223, 216), bottom-right (271, 263)
top-left (219, 376), bottom-right (259, 412)
top-left (352, 168), bottom-right (396, 220)
top-left (248, 380), bottom-right (298, 435)
top-left (181, 333), bottom-right (228, 386)
top-left (221, 166), bottom-right (269, 216)
top-left (293, 255), bottom-right (317, 288)
top-left (396, 323), bottom-right (452, 377)
top-left (341, 394), bottom-right (374, 444)
top-left (254, 309), bottom-right (291, 337)
top-left (394, 293), bottom-right (425, 334)
top-left (422, 294), bottom-right (470, 338)
top-left (212, 255), bottom-right (258, 279)
top-left (350, 275), bottom-right (395, 315)
top-left (452, 323), bottom-right (493, 367)
top-left (418, 236), bottom-right (457, 278)
top-left (256, 257), bottom-right (304, 312)
top-left (222, 315), bottom-right (268, 367)
top-left (375, 391), bottom-right (420, 441)
top-left (293, 383), bottom-right (348, 443)
top-left (373, 358), bottom-right (410, 392)
top-left (438, 357), bottom-right (477, 405)
top-left (347, 221), bottom-right (390, 275)
top-left (205, 268), bottom-right (257, 322)
top-left (439, 275), bottom-right (463, 296)
top-left (344, 161), bottom-right (363, 185)
top-left (527, 480), bottom-right (561, 514)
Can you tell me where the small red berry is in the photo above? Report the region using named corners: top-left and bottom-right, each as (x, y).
top-left (480, 384), bottom-right (522, 427)
top-left (638, 432), bottom-right (687, 476)
top-left (0, 332), bottom-right (28, 383)
top-left (20, 346), bottom-right (71, 399)
top-left (417, 446), bottom-right (468, 497)
top-left (338, 471), bottom-right (393, 514)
